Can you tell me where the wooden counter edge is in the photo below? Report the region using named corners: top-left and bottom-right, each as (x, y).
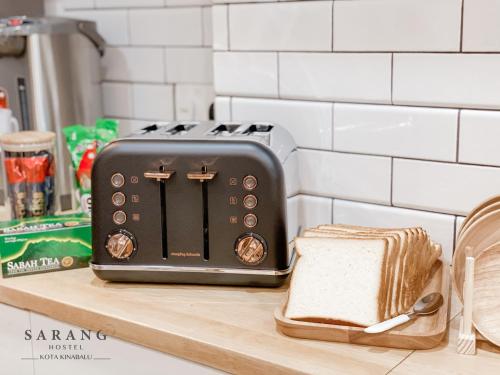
top-left (0, 284), bottom-right (306, 375)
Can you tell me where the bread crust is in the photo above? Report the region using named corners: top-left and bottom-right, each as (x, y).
top-left (289, 225), bottom-right (441, 327)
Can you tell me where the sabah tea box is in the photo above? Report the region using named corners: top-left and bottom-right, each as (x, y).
top-left (0, 214), bottom-right (91, 278)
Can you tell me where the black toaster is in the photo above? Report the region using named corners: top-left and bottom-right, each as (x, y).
top-left (90, 121), bottom-right (299, 286)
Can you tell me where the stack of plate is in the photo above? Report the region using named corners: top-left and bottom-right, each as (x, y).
top-left (453, 196), bottom-right (500, 347)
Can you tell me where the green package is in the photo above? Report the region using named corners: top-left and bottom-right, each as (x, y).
top-left (0, 214), bottom-right (92, 278)
top-left (64, 119), bottom-right (119, 213)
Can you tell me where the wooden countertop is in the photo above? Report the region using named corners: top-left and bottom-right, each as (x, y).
top-left (0, 268), bottom-right (499, 374)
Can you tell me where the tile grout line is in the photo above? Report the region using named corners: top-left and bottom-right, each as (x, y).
top-left (172, 83), bottom-right (177, 120)
top-left (229, 96), bottom-right (233, 121)
top-left (216, 93), bottom-right (500, 112)
top-left (126, 8), bottom-right (131, 47)
top-left (453, 216), bottom-right (458, 257)
top-left (226, 4), bottom-right (231, 51)
top-left (298, 147), bottom-right (500, 169)
top-left (211, 49), bottom-right (499, 54)
top-left (331, 0), bottom-right (334, 52)
top-left (200, 4), bottom-right (206, 47)
top-left (277, 53), bottom-right (281, 99)
top-left (298, 192), bottom-right (465, 217)
top-left (331, 198), bottom-right (335, 224)
top-left (331, 102), bottom-right (335, 151)
top-left (456, 109), bottom-right (461, 162)
top-left (390, 157), bottom-right (394, 206)
top-left (104, 80), bottom-right (212, 86)
top-left (390, 53), bottom-right (394, 105)
top-left (163, 47), bottom-right (168, 83)
top-left (460, 0), bottom-right (465, 52)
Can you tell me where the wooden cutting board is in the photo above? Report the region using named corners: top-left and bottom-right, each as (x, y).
top-left (274, 260), bottom-right (449, 350)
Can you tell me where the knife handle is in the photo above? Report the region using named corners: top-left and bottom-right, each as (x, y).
top-left (364, 314), bottom-right (411, 334)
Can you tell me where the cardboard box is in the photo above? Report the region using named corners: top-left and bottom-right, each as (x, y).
top-left (0, 214), bottom-right (91, 278)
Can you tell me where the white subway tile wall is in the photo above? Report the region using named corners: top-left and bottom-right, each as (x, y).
top-left (214, 96), bottom-right (231, 121)
top-left (299, 150), bottom-right (392, 205)
top-left (45, 0), bottom-right (500, 260)
top-left (229, 1), bottom-right (333, 51)
top-left (393, 54), bottom-right (500, 109)
top-left (214, 52), bottom-right (278, 97)
top-left (279, 53), bottom-right (392, 103)
top-left (213, 0), bottom-right (500, 259)
top-left (212, 5), bottom-right (229, 51)
top-left (133, 84), bottom-right (175, 120)
top-left (333, 0), bottom-right (462, 52)
top-left (333, 103), bottom-right (458, 161)
top-left (462, 0), bottom-right (500, 52)
top-left (45, 0), bottom-right (214, 125)
top-left (231, 98), bottom-right (333, 150)
top-left (393, 159), bottom-right (500, 216)
top-left (333, 199), bottom-right (456, 262)
top-left (459, 110), bottom-right (500, 167)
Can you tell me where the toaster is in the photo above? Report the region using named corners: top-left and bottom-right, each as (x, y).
top-left (90, 121), bottom-right (299, 286)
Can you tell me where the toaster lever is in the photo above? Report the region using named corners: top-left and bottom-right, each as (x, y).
top-left (186, 171), bottom-right (217, 181)
top-left (144, 171), bottom-right (175, 181)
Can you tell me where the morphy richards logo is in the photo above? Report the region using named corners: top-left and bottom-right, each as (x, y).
top-left (23, 328), bottom-right (110, 361)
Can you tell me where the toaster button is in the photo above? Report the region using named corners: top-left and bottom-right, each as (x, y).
top-left (242, 175), bottom-right (258, 190)
top-left (112, 192), bottom-right (126, 207)
top-left (243, 213), bottom-right (258, 228)
top-left (113, 210), bottom-right (127, 225)
top-left (243, 194), bottom-right (258, 209)
top-left (111, 173), bottom-right (125, 188)
top-left (235, 234), bottom-right (267, 265)
top-left (106, 231), bottom-right (136, 259)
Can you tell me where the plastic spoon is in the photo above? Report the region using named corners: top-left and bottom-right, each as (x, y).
top-left (364, 292), bottom-right (444, 334)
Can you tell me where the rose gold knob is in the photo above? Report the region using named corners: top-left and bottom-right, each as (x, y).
top-left (243, 213), bottom-right (257, 228)
top-left (106, 232), bottom-right (135, 259)
top-left (242, 175), bottom-right (257, 190)
top-left (235, 234), bottom-right (266, 265)
top-left (243, 194), bottom-right (257, 209)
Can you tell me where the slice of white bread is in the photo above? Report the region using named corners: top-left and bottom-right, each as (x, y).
top-left (318, 225), bottom-right (440, 316)
top-left (316, 225), bottom-right (410, 317)
top-left (287, 224), bottom-right (441, 327)
top-left (319, 225), bottom-right (439, 315)
top-left (303, 228), bottom-right (400, 320)
top-left (286, 237), bottom-right (389, 327)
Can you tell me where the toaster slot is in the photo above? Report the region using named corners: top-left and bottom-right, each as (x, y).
top-left (165, 123), bottom-right (197, 135)
top-left (186, 166), bottom-right (217, 261)
top-left (202, 167), bottom-right (210, 261)
top-left (159, 166), bottom-right (168, 259)
top-left (144, 167), bottom-right (176, 259)
top-left (244, 123), bottom-right (274, 134)
top-left (139, 124), bottom-right (159, 134)
top-left (209, 123), bottom-right (241, 136)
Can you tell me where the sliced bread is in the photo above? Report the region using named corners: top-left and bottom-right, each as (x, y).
top-left (286, 237), bottom-right (389, 327)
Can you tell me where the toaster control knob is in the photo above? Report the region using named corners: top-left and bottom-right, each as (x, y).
top-left (113, 210), bottom-right (127, 225)
top-left (111, 173), bottom-right (125, 188)
top-left (243, 194), bottom-right (258, 209)
top-left (112, 192), bottom-right (126, 207)
top-left (235, 234), bottom-right (267, 265)
top-left (243, 213), bottom-right (258, 228)
top-left (106, 231), bottom-right (136, 259)
top-left (243, 175), bottom-right (258, 190)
